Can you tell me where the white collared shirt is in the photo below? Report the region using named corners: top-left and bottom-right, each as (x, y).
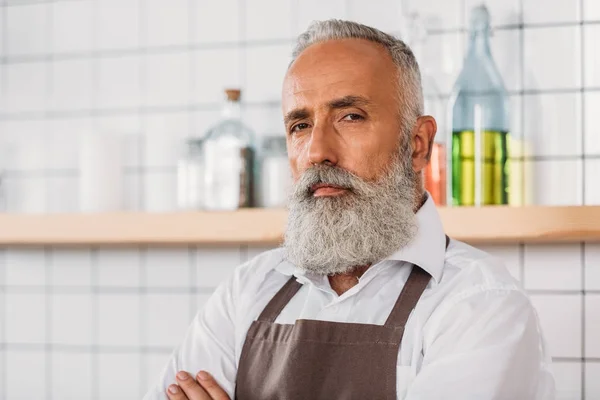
top-left (144, 196), bottom-right (555, 399)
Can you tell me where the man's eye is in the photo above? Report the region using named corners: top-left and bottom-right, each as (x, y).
top-left (342, 113), bottom-right (364, 121)
top-left (291, 123), bottom-right (310, 133)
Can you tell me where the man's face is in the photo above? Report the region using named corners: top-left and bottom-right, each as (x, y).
top-left (282, 38), bottom-right (405, 190)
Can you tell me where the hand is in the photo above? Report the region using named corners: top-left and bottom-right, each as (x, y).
top-left (167, 370), bottom-right (231, 400)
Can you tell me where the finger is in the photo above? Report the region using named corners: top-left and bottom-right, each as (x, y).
top-left (166, 384), bottom-right (188, 400)
top-left (175, 371), bottom-right (211, 400)
top-left (196, 371), bottom-right (231, 400)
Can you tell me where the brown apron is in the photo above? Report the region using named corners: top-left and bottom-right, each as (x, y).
top-left (235, 237), bottom-right (448, 399)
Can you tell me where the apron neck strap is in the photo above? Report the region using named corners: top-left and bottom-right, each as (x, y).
top-left (257, 277), bottom-right (302, 322)
top-left (383, 235), bottom-right (449, 329)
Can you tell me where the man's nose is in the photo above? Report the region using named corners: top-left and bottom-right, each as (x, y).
top-left (307, 122), bottom-right (338, 167)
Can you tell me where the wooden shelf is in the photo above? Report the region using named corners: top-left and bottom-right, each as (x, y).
top-left (0, 206), bottom-right (599, 246)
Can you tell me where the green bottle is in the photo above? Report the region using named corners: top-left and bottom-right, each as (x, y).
top-left (448, 5), bottom-right (510, 206)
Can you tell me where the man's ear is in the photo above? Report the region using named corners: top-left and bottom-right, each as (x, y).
top-left (411, 116), bottom-right (437, 173)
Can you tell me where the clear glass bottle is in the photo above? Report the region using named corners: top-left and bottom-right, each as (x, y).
top-left (202, 89), bottom-right (254, 210)
top-left (177, 138), bottom-right (204, 210)
top-left (448, 4), bottom-right (510, 207)
top-left (405, 12), bottom-right (447, 206)
top-left (256, 136), bottom-right (291, 208)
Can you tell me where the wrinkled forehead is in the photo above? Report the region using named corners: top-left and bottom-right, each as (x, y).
top-left (282, 39), bottom-right (399, 113)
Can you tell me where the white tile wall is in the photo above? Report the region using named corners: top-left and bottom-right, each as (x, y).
top-left (5, 249), bottom-right (45, 286)
top-left (530, 294), bottom-right (582, 358)
top-left (4, 62), bottom-right (47, 113)
top-left (245, 0), bottom-right (292, 41)
top-left (193, 0), bottom-right (241, 43)
top-left (584, 159), bottom-right (600, 205)
top-left (584, 0), bottom-right (600, 20)
top-left (51, 294), bottom-right (93, 346)
top-left (52, 0), bottom-right (93, 54)
top-left (293, 0), bottom-right (347, 36)
top-left (94, 0), bottom-right (140, 50)
top-left (5, 352), bottom-right (46, 400)
top-left (524, 159), bottom-right (583, 206)
top-left (476, 244), bottom-right (521, 280)
top-left (145, 0), bottom-right (189, 47)
top-left (522, 0), bottom-right (581, 24)
top-left (96, 55), bottom-right (142, 109)
top-left (144, 294), bottom-right (191, 347)
top-left (585, 295), bottom-right (600, 357)
top-left (586, 362), bottom-right (600, 399)
top-left (50, 59), bottom-right (93, 111)
top-left (97, 294), bottom-right (140, 346)
top-left (196, 248), bottom-right (241, 287)
top-left (584, 92), bottom-right (600, 156)
top-left (98, 353), bottom-right (141, 400)
top-left (5, 293), bottom-right (46, 344)
top-left (51, 353), bottom-right (92, 400)
top-left (194, 48), bottom-right (243, 104)
top-left (523, 93), bottom-right (582, 157)
top-left (96, 248), bottom-right (141, 287)
top-left (50, 249), bottom-right (91, 286)
top-left (523, 244), bottom-right (582, 290)
top-left (523, 26), bottom-right (581, 90)
top-left (244, 44), bottom-right (292, 103)
top-left (5, 3), bottom-right (49, 56)
top-left (553, 362), bottom-right (582, 400)
top-left (1, 1), bottom-right (598, 399)
top-left (145, 248), bottom-right (191, 287)
top-left (143, 52), bottom-right (191, 107)
top-left (584, 243), bottom-right (600, 290)
top-left (347, 0), bottom-right (404, 33)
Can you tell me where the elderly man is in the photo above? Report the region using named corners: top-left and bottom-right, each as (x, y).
top-left (145, 20), bottom-right (554, 400)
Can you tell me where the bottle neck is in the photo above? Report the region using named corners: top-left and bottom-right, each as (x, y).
top-left (222, 99), bottom-right (241, 120)
top-left (467, 29), bottom-right (492, 58)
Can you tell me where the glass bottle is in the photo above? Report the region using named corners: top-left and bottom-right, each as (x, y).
top-left (256, 136), bottom-right (291, 208)
top-left (405, 12), bottom-right (447, 206)
top-left (177, 138), bottom-right (204, 210)
top-left (448, 4), bottom-right (510, 207)
top-left (202, 89), bottom-right (254, 210)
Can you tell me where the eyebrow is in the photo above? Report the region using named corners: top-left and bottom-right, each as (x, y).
top-left (283, 95), bottom-right (372, 126)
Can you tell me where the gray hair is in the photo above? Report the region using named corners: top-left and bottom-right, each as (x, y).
top-left (291, 19), bottom-right (424, 136)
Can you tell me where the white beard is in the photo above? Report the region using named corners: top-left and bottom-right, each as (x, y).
top-left (284, 147), bottom-right (418, 276)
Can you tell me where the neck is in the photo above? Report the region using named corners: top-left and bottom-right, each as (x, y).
top-left (328, 265), bottom-right (371, 296)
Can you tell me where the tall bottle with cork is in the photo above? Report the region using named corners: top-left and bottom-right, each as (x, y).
top-left (448, 4), bottom-right (510, 206)
top-left (202, 89), bottom-right (255, 210)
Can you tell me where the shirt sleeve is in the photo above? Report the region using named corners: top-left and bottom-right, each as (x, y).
top-left (404, 288), bottom-right (555, 400)
top-left (142, 266), bottom-right (240, 400)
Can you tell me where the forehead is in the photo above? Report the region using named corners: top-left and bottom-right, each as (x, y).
top-left (282, 39), bottom-right (398, 112)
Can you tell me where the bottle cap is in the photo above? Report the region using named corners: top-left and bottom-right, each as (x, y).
top-left (225, 89), bottom-right (241, 102)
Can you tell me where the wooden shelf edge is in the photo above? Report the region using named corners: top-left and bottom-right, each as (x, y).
top-left (0, 206), bottom-right (599, 246)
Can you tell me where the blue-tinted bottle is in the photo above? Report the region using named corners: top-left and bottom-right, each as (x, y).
top-left (448, 4), bottom-right (510, 206)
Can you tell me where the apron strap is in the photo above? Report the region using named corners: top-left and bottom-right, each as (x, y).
top-left (256, 277), bottom-right (303, 322)
top-left (383, 235), bottom-right (450, 329)
top-left (258, 235), bottom-right (450, 326)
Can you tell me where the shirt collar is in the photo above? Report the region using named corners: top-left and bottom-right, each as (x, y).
top-left (384, 193), bottom-right (446, 283)
top-left (275, 192), bottom-right (447, 283)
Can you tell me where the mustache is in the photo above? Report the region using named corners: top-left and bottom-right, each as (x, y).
top-left (292, 164), bottom-right (368, 199)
